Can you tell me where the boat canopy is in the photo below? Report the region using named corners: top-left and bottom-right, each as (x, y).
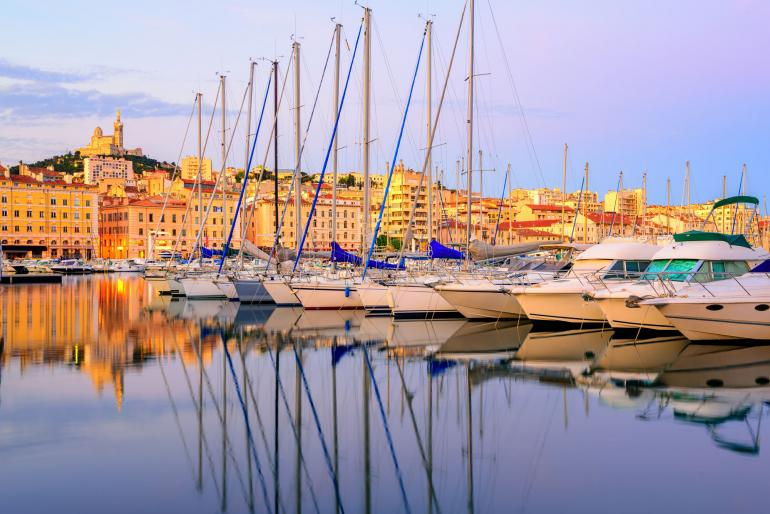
top-left (428, 240), bottom-right (465, 260)
top-left (712, 195), bottom-right (759, 209)
top-left (673, 231), bottom-right (752, 249)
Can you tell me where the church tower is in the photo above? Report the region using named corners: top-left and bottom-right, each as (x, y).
top-left (113, 109), bottom-right (124, 149)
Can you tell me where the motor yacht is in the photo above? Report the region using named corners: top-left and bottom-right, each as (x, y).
top-left (513, 240), bottom-right (659, 324)
top-left (50, 259), bottom-right (93, 274)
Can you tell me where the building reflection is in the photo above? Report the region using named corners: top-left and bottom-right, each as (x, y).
top-left (0, 276), bottom-right (217, 409)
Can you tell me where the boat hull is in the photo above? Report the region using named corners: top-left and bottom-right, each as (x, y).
top-left (180, 277), bottom-right (227, 300)
top-left (234, 279), bottom-right (275, 304)
top-left (388, 285), bottom-right (462, 320)
top-left (651, 298), bottom-right (770, 341)
top-left (436, 287), bottom-right (525, 320)
top-left (293, 284), bottom-right (363, 310)
top-left (263, 279), bottom-right (301, 306)
top-left (515, 291), bottom-right (605, 324)
top-left (357, 283), bottom-right (391, 315)
top-left (597, 297), bottom-right (675, 330)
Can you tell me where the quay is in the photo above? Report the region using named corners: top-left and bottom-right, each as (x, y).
top-left (1, 274), bottom-right (63, 284)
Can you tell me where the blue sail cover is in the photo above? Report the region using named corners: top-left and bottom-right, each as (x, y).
top-left (428, 240), bottom-right (465, 260)
top-left (330, 241), bottom-right (362, 265)
top-left (330, 242), bottom-right (403, 269)
top-left (200, 246), bottom-right (224, 258)
top-left (751, 260), bottom-right (770, 273)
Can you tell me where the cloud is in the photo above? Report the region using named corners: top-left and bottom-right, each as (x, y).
top-left (0, 82), bottom-right (190, 120)
top-left (0, 59), bottom-right (94, 83)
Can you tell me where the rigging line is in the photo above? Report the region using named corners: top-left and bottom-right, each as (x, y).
top-left (362, 346), bottom-right (413, 514)
top-left (174, 328), bottom-right (223, 498)
top-left (236, 61), bottom-right (293, 266)
top-left (261, 339), bottom-right (323, 514)
top-left (293, 20), bottom-right (364, 273)
top-left (608, 172), bottom-right (621, 237)
top-left (167, 81), bottom-right (222, 270)
top-left (396, 1), bottom-right (467, 264)
top-left (491, 169), bottom-right (508, 245)
top-left (291, 343), bottom-right (347, 514)
top-left (394, 357), bottom-right (442, 513)
top-left (153, 96), bottom-right (197, 248)
top-left (363, 27), bottom-right (426, 280)
top-left (265, 29), bottom-right (336, 271)
top-left (192, 330), bottom-right (254, 505)
top-left (188, 78), bottom-right (251, 265)
top-left (219, 69), bottom-right (273, 274)
top-left (158, 351), bottom-right (197, 482)
top-left (569, 176), bottom-right (585, 243)
top-left (485, 0), bottom-right (546, 187)
top-left (222, 336), bottom-right (277, 514)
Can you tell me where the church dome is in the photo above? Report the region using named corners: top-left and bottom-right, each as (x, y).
top-left (93, 126), bottom-right (103, 137)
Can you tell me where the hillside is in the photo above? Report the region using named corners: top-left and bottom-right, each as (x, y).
top-left (10, 151), bottom-right (176, 176)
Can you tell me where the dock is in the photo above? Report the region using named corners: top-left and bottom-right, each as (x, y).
top-left (0, 274), bottom-right (63, 284)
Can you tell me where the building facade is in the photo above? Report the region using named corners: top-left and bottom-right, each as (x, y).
top-left (0, 172), bottom-right (99, 258)
top-left (79, 110), bottom-right (143, 157)
top-left (180, 156), bottom-right (213, 182)
top-left (84, 156), bottom-right (135, 185)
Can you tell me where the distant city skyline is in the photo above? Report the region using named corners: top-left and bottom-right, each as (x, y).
top-left (1, 0), bottom-right (769, 204)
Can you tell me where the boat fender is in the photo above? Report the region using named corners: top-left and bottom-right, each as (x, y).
top-left (345, 286), bottom-right (350, 297)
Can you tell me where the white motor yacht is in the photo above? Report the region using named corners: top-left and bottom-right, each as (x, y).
top-left (592, 232), bottom-right (769, 331)
top-left (513, 240), bottom-right (659, 324)
top-left (50, 259), bottom-right (93, 274)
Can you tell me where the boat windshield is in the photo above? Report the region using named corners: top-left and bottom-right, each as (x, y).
top-left (641, 259), bottom-right (700, 282)
top-left (572, 259), bottom-right (613, 273)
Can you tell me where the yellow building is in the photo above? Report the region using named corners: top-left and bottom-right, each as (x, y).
top-left (603, 188), bottom-right (645, 217)
top-left (99, 182), bottom-right (242, 259)
top-left (0, 172), bottom-right (99, 258)
top-left (79, 110), bottom-right (143, 157)
top-left (180, 155), bottom-right (213, 182)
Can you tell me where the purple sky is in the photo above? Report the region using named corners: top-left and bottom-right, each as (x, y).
top-left (1, 0), bottom-right (768, 204)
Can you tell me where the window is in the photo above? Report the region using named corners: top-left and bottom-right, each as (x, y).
top-left (85, 200), bottom-right (91, 207)
top-left (149, 213), bottom-right (154, 223)
top-left (50, 198), bottom-right (57, 206)
top-left (39, 211), bottom-right (44, 218)
top-left (139, 228), bottom-right (144, 235)
top-left (139, 213), bottom-right (143, 222)
top-left (1, 196), bottom-right (6, 203)
top-left (1, 210), bottom-right (6, 217)
top-left (85, 213), bottom-right (90, 220)
top-left (172, 214), bottom-right (177, 223)
top-left (62, 199), bottom-right (68, 206)
top-left (51, 212), bottom-right (57, 219)
top-left (62, 212), bottom-right (68, 219)
top-left (13, 210), bottom-right (19, 217)
top-left (26, 210), bottom-right (32, 218)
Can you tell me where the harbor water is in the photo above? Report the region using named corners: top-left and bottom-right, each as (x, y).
top-left (1, 274), bottom-right (769, 513)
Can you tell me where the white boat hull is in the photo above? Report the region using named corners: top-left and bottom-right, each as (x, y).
top-left (293, 283), bottom-right (363, 310)
top-left (388, 284), bottom-right (461, 319)
top-left (436, 287), bottom-right (525, 320)
top-left (263, 279), bottom-right (301, 306)
top-left (597, 297), bottom-right (674, 330)
top-left (215, 279), bottom-right (239, 301)
top-left (180, 277), bottom-right (227, 300)
top-left (357, 283), bottom-right (391, 315)
top-left (650, 298), bottom-right (770, 340)
top-left (515, 291), bottom-right (605, 324)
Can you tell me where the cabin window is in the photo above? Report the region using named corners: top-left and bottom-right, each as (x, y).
top-left (644, 259), bottom-right (699, 282)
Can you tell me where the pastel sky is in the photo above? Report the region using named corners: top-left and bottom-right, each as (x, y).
top-left (1, 0), bottom-right (768, 205)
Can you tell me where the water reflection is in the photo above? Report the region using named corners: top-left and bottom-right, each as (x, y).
top-left (2, 275), bottom-right (770, 514)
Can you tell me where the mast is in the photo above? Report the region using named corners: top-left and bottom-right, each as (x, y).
top-left (478, 149), bottom-right (483, 242)
top-left (684, 160), bottom-right (690, 230)
top-left (273, 60), bottom-right (280, 246)
top-left (293, 41), bottom-right (302, 251)
top-left (666, 176), bottom-right (671, 234)
top-left (362, 8), bottom-right (372, 252)
top-left (465, 0), bottom-right (475, 260)
top-left (722, 174), bottom-right (727, 233)
top-left (455, 159), bottom-right (460, 239)
top-left (332, 23), bottom-right (341, 250)
top-left (426, 19), bottom-right (433, 245)
top-left (242, 63), bottom-right (255, 253)
top-left (619, 170), bottom-right (624, 236)
top-left (220, 75), bottom-right (227, 255)
top-left (197, 92), bottom-right (203, 263)
top-left (583, 161), bottom-right (589, 244)
top-left (507, 163), bottom-right (512, 245)
top-left (642, 171), bottom-right (647, 233)
top-left (561, 143), bottom-right (567, 241)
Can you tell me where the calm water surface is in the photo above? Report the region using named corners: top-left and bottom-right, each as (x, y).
top-left (1, 274), bottom-right (769, 513)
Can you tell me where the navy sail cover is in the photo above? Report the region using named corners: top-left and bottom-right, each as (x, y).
top-left (330, 241), bottom-right (403, 269)
top-left (428, 240), bottom-right (465, 260)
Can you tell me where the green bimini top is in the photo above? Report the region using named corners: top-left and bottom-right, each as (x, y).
top-left (673, 230), bottom-right (752, 249)
top-left (712, 195), bottom-right (759, 209)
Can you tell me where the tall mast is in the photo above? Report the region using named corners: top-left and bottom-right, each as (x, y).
top-left (293, 41), bottom-right (302, 251)
top-left (478, 149), bottom-right (483, 241)
top-left (465, 0), bottom-right (475, 259)
top-left (332, 23), bottom-right (341, 249)
top-left (583, 162), bottom-right (589, 244)
top-left (507, 163), bottom-right (512, 245)
top-left (684, 160), bottom-right (691, 230)
top-left (642, 171), bottom-right (647, 232)
top-left (197, 92), bottom-right (203, 263)
top-left (220, 75), bottom-right (227, 253)
top-left (455, 159), bottom-right (460, 238)
top-left (362, 8), bottom-right (372, 252)
top-left (273, 60), bottom-right (280, 245)
top-left (722, 174), bottom-right (727, 233)
top-left (666, 176), bottom-right (671, 234)
top-left (426, 19), bottom-right (433, 245)
top-left (242, 63), bottom-right (255, 252)
top-left (561, 143), bottom-right (567, 241)
top-left (619, 170), bottom-right (624, 236)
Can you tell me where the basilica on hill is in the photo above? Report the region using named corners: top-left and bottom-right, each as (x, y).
top-left (79, 110), bottom-right (144, 158)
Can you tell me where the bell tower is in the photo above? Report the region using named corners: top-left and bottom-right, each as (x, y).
top-left (113, 109), bottom-right (124, 149)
